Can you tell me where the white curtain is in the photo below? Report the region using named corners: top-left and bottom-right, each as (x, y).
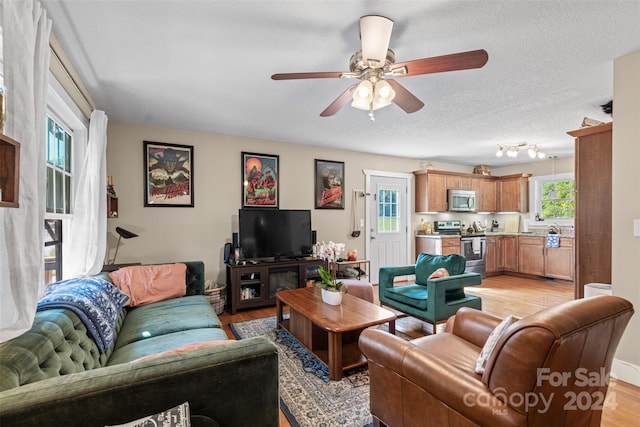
top-left (0, 0), bottom-right (51, 342)
top-left (63, 110), bottom-right (108, 279)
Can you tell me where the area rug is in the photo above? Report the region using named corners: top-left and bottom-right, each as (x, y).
top-left (230, 316), bottom-right (404, 427)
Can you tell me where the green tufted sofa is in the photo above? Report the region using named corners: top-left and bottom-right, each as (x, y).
top-left (0, 261), bottom-right (279, 427)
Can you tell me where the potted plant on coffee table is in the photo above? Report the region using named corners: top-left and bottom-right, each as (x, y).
top-left (317, 265), bottom-right (347, 305)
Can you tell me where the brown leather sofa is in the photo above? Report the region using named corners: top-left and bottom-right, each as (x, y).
top-left (359, 295), bottom-right (634, 427)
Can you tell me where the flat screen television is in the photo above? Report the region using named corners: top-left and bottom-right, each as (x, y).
top-left (239, 209), bottom-right (313, 260)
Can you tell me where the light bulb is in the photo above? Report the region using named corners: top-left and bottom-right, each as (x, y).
top-left (356, 81), bottom-right (372, 98)
top-left (496, 148), bottom-right (503, 157)
top-left (538, 151), bottom-right (546, 159)
top-left (528, 147), bottom-right (537, 158)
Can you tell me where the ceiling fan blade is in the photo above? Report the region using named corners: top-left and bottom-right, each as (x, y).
top-left (320, 84), bottom-right (358, 117)
top-left (391, 49), bottom-right (489, 77)
top-left (386, 80), bottom-right (424, 113)
top-left (271, 72), bottom-right (344, 80)
top-left (360, 15), bottom-right (394, 69)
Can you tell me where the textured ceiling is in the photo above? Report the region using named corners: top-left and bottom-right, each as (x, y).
top-left (41, 0), bottom-right (639, 167)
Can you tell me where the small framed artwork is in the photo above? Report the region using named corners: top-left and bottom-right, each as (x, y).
top-left (315, 159), bottom-right (344, 209)
top-left (242, 152), bottom-right (279, 208)
top-left (144, 141), bottom-right (194, 207)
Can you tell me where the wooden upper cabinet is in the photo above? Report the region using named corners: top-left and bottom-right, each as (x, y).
top-left (414, 170), bottom-right (447, 212)
top-left (446, 175), bottom-right (471, 190)
top-left (498, 174), bottom-right (530, 212)
top-left (414, 170), bottom-right (526, 213)
top-left (471, 177), bottom-right (498, 212)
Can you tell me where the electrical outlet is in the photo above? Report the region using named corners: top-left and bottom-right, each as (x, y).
top-left (360, 219), bottom-right (365, 227)
top-left (634, 219), bottom-right (640, 237)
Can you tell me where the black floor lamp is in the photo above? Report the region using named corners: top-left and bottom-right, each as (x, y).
top-left (111, 227), bottom-right (138, 264)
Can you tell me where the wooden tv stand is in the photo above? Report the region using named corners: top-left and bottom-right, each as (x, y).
top-left (225, 257), bottom-right (324, 314)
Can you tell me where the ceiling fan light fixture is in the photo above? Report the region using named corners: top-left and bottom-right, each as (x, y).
top-left (372, 80), bottom-right (396, 110)
top-left (360, 15), bottom-right (393, 69)
top-left (351, 80), bottom-right (374, 110)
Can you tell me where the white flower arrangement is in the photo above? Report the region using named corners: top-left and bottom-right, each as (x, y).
top-left (318, 241), bottom-right (346, 262)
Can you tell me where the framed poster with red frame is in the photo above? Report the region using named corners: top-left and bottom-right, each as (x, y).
top-left (144, 141), bottom-right (194, 207)
top-left (242, 152), bottom-right (279, 208)
top-left (315, 159), bottom-right (344, 209)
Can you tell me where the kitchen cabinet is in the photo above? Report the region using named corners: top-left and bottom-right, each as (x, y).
top-left (498, 174), bottom-right (530, 212)
top-left (414, 170), bottom-right (447, 212)
top-left (545, 238), bottom-right (575, 281)
top-left (486, 234), bottom-right (575, 281)
top-left (414, 170), bottom-right (528, 213)
top-left (471, 177), bottom-right (498, 212)
top-left (500, 236), bottom-right (519, 272)
top-left (518, 236), bottom-right (545, 276)
top-left (485, 236), bottom-right (498, 274)
top-left (415, 236), bottom-right (460, 259)
top-left (569, 122), bottom-right (611, 298)
top-left (446, 175), bottom-right (471, 190)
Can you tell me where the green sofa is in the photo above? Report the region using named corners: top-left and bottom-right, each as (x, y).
top-left (379, 253), bottom-right (482, 331)
top-left (0, 261), bottom-right (279, 427)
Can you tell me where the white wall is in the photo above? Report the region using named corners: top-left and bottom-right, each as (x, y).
top-left (611, 50), bottom-right (640, 386)
top-left (106, 121), bottom-right (429, 283)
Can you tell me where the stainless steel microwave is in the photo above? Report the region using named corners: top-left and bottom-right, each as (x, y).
top-left (448, 189), bottom-right (476, 212)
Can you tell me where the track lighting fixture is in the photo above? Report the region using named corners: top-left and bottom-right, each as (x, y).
top-left (496, 143), bottom-right (545, 159)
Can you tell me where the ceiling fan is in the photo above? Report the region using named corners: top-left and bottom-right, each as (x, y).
top-left (271, 15), bottom-right (489, 121)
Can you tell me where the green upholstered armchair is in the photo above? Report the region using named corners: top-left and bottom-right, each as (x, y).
top-left (378, 253), bottom-right (482, 332)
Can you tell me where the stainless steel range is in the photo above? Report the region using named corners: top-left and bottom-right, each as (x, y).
top-left (433, 220), bottom-right (486, 277)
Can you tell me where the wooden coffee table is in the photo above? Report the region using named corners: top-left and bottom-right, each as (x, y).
top-left (276, 287), bottom-right (396, 381)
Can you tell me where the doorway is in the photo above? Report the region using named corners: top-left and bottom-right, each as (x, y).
top-left (364, 170), bottom-right (412, 284)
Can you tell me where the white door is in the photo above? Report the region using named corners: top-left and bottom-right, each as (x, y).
top-left (365, 172), bottom-right (411, 284)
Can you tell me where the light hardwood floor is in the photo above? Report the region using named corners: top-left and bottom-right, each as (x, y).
top-left (219, 275), bottom-right (639, 427)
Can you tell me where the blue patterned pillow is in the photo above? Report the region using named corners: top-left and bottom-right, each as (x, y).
top-left (38, 277), bottom-right (129, 353)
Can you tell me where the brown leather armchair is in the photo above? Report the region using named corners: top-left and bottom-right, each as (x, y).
top-left (359, 296), bottom-right (634, 427)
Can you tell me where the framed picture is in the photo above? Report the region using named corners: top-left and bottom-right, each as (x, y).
top-left (143, 141), bottom-right (194, 207)
top-left (315, 159), bottom-right (344, 209)
top-left (242, 152), bottom-right (279, 208)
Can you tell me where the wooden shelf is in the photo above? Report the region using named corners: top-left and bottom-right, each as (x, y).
top-left (0, 133), bottom-right (20, 208)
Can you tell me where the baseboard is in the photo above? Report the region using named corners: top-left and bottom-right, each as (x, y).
top-left (611, 358), bottom-right (640, 387)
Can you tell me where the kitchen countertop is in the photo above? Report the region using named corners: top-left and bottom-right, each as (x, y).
top-left (485, 231), bottom-right (574, 238)
top-left (416, 232), bottom-right (574, 239)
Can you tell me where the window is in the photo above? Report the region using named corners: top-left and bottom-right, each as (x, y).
top-left (529, 173), bottom-right (575, 225)
top-left (43, 79), bottom-right (88, 284)
top-left (44, 219), bottom-right (63, 283)
top-left (46, 116), bottom-right (72, 214)
top-left (377, 189), bottom-right (399, 232)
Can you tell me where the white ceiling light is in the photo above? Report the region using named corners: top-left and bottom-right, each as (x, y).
top-left (360, 15), bottom-right (393, 69)
top-left (352, 79), bottom-right (396, 120)
top-left (372, 80), bottom-right (396, 110)
top-left (496, 143), bottom-right (545, 159)
top-left (351, 80), bottom-right (373, 110)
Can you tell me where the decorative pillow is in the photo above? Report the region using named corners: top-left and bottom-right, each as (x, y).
top-left (475, 315), bottom-right (517, 375)
top-left (415, 253), bottom-right (466, 285)
top-left (105, 401), bottom-right (191, 427)
top-left (428, 267), bottom-right (450, 280)
top-left (38, 276), bottom-right (129, 353)
top-left (109, 263), bottom-right (187, 307)
top-left (133, 340), bottom-right (235, 362)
